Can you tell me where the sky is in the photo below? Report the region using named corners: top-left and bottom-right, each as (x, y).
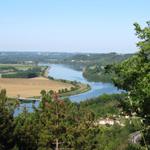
top-left (0, 0), bottom-right (149, 53)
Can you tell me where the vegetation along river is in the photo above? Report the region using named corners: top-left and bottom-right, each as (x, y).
top-left (48, 64), bottom-right (121, 102)
top-left (14, 64), bottom-right (121, 115)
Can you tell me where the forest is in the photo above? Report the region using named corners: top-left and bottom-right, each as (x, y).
top-left (0, 90), bottom-right (143, 150)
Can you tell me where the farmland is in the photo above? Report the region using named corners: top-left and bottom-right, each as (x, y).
top-left (0, 77), bottom-right (74, 98)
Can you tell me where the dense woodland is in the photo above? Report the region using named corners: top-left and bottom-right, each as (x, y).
top-left (0, 89), bottom-right (143, 150)
top-left (0, 22), bottom-right (150, 149)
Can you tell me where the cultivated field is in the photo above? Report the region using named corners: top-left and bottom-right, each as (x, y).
top-left (0, 77), bottom-right (73, 98)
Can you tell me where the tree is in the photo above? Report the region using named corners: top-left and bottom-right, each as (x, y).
top-left (38, 91), bottom-right (78, 149)
top-left (37, 91), bottom-right (98, 149)
top-left (14, 111), bottom-right (39, 150)
top-left (109, 21), bottom-right (150, 147)
top-left (0, 89), bottom-right (15, 150)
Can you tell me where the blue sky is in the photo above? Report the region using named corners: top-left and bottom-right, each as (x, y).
top-left (0, 0), bottom-right (149, 53)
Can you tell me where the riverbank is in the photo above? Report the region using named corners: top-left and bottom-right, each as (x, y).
top-left (83, 66), bottom-right (113, 83)
top-left (60, 83), bottom-right (91, 97)
top-left (42, 65), bottom-right (91, 98)
top-left (43, 66), bottom-right (50, 77)
top-left (0, 64), bottom-right (91, 101)
top-left (42, 64), bottom-right (120, 102)
top-left (46, 76), bottom-right (91, 98)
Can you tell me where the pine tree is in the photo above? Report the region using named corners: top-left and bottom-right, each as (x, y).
top-left (0, 89), bottom-right (15, 150)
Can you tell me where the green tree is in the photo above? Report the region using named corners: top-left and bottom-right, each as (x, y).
top-left (37, 91), bottom-right (98, 149)
top-left (0, 89), bottom-right (15, 150)
top-left (109, 21), bottom-right (150, 148)
top-left (14, 111), bottom-right (39, 150)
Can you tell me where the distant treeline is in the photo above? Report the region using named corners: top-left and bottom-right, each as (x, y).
top-left (0, 52), bottom-right (133, 66)
top-left (0, 52), bottom-right (74, 64)
top-left (2, 67), bottom-right (42, 78)
top-left (0, 66), bottom-right (18, 71)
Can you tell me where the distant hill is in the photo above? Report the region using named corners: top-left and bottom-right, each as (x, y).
top-left (0, 52), bottom-right (133, 82)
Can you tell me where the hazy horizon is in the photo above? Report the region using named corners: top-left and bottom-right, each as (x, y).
top-left (0, 0), bottom-right (149, 53)
top-left (0, 50), bottom-right (134, 54)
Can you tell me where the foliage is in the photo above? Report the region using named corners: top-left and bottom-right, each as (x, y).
top-left (0, 66), bottom-right (18, 72)
top-left (38, 91), bottom-right (97, 149)
top-left (80, 93), bottom-right (126, 118)
top-left (82, 53), bottom-right (132, 82)
top-left (0, 89), bottom-right (143, 149)
top-left (14, 111), bottom-right (39, 150)
top-left (2, 67), bottom-right (42, 78)
top-left (0, 89), bottom-right (15, 150)
top-left (108, 21), bottom-right (150, 148)
top-left (83, 66), bottom-right (114, 82)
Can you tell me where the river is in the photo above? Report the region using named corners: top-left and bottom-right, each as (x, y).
top-left (48, 64), bottom-right (120, 102)
top-left (14, 64), bottom-right (121, 115)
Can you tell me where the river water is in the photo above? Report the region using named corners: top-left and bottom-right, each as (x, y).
top-left (48, 64), bottom-right (120, 102)
top-left (14, 64), bottom-right (121, 115)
